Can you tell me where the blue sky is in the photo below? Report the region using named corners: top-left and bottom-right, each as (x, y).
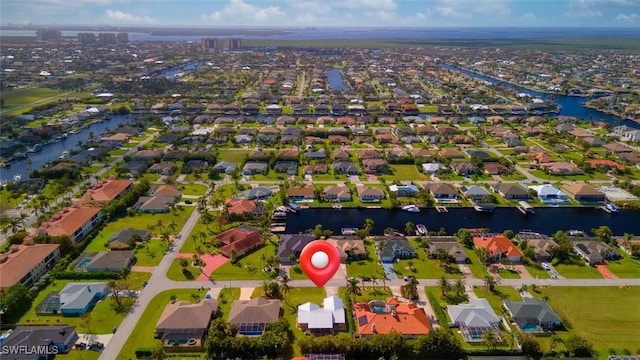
top-left (2, 0), bottom-right (639, 27)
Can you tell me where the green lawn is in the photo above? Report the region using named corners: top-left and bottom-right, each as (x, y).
top-left (463, 247), bottom-right (490, 278)
top-left (338, 286), bottom-right (393, 303)
top-left (535, 286), bottom-right (640, 356)
top-left (133, 240), bottom-right (167, 266)
top-left (167, 258), bottom-right (203, 280)
top-left (496, 267), bottom-right (521, 279)
top-left (216, 288), bottom-right (240, 320)
top-left (126, 272), bottom-right (152, 290)
top-left (19, 281), bottom-right (129, 334)
top-left (0, 187), bottom-right (26, 208)
top-left (523, 263), bottom-right (551, 279)
top-left (553, 254), bottom-right (603, 279)
top-left (289, 264), bottom-right (308, 280)
top-left (393, 239), bottom-right (463, 279)
top-left (1, 87), bottom-right (63, 113)
top-left (219, 150), bottom-right (249, 163)
top-left (378, 164), bottom-right (429, 181)
top-left (212, 244), bottom-right (278, 280)
top-left (55, 350), bottom-right (101, 360)
top-left (117, 289), bottom-right (206, 360)
top-left (178, 184), bottom-right (208, 196)
top-left (345, 239), bottom-right (382, 277)
top-left (280, 287), bottom-right (328, 357)
top-left (605, 254), bottom-right (640, 278)
top-left (473, 285), bottom-right (522, 315)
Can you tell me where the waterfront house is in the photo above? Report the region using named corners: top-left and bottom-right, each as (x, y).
top-left (516, 233), bottom-right (558, 262)
top-left (388, 184), bottom-right (420, 197)
top-left (325, 236), bottom-right (366, 262)
top-left (39, 206), bottom-right (103, 244)
top-left (297, 296), bottom-right (346, 334)
top-left (59, 282), bottom-right (109, 315)
top-left (375, 236), bottom-right (415, 263)
top-left (156, 300), bottom-right (218, 348)
top-left (356, 186), bottom-right (385, 203)
top-left (529, 184), bottom-right (568, 204)
top-left (288, 186), bottom-right (315, 202)
top-left (561, 183), bottom-right (605, 203)
top-left (0, 244), bottom-right (60, 290)
top-left (354, 298), bottom-right (431, 338)
top-left (572, 240), bottom-right (620, 265)
top-left (460, 185), bottom-right (492, 202)
top-left (224, 199), bottom-right (257, 216)
top-left (228, 298), bottom-right (281, 336)
top-left (473, 234), bottom-right (523, 262)
top-left (424, 237), bottom-right (469, 263)
top-left (424, 183), bottom-right (458, 203)
top-left (215, 225), bottom-right (263, 259)
top-left (322, 186), bottom-right (352, 202)
top-left (234, 186), bottom-right (276, 200)
top-left (278, 234), bottom-right (315, 264)
top-left (491, 184), bottom-right (530, 200)
top-left (0, 326), bottom-right (78, 356)
top-left (503, 298), bottom-right (562, 333)
top-left (447, 299), bottom-right (502, 342)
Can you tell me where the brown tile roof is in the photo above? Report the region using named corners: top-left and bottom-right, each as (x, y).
top-left (88, 179), bottom-right (133, 202)
top-left (156, 300), bottom-right (219, 331)
top-left (228, 298), bottom-right (281, 324)
top-left (41, 207), bottom-right (102, 238)
top-left (288, 186), bottom-right (315, 197)
top-left (224, 199), bottom-right (256, 215)
top-left (561, 183), bottom-right (604, 196)
top-left (0, 244), bottom-right (60, 288)
top-left (151, 185), bottom-right (182, 197)
top-left (216, 225), bottom-right (263, 257)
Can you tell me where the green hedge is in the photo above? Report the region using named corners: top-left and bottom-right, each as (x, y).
top-left (135, 347), bottom-right (153, 358)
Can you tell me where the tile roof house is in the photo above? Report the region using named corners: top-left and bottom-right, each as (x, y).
top-left (224, 199), bottom-right (257, 215)
top-left (424, 237), bottom-right (469, 263)
top-left (149, 162), bottom-right (177, 175)
top-left (278, 234), bottom-right (315, 264)
top-left (303, 164), bottom-right (328, 175)
top-left (83, 250), bottom-right (134, 273)
top-left (503, 298), bottom-right (562, 333)
top-left (0, 326), bottom-right (78, 357)
top-left (354, 298), bottom-right (431, 338)
top-left (460, 185), bottom-right (492, 202)
top-left (288, 186), bottom-right (316, 202)
top-left (234, 186), bottom-right (276, 200)
top-left (107, 227), bottom-right (150, 250)
top-left (572, 240), bottom-right (620, 265)
top-left (473, 234), bottom-right (523, 262)
top-left (545, 162), bottom-right (583, 175)
top-left (424, 183), bottom-right (458, 202)
top-left (82, 178), bottom-right (133, 205)
top-left (322, 186), bottom-right (352, 202)
top-left (561, 183), bottom-right (605, 203)
top-left (356, 186), bottom-right (385, 203)
top-left (447, 298), bottom-right (502, 342)
top-left (0, 244), bottom-right (60, 289)
top-left (58, 282), bottom-right (109, 315)
top-left (39, 206), bottom-right (103, 243)
top-left (518, 236), bottom-right (559, 262)
top-left (297, 296), bottom-right (346, 334)
top-left (212, 161), bottom-right (238, 175)
top-left (491, 184), bottom-right (530, 200)
top-left (228, 298), bottom-right (281, 335)
top-left (362, 159), bottom-right (389, 174)
top-left (332, 149), bottom-right (351, 160)
top-left (375, 236), bottom-right (415, 263)
top-left (215, 225), bottom-right (263, 259)
top-left (134, 195), bottom-right (177, 213)
top-left (326, 236), bottom-right (366, 262)
top-left (156, 300), bottom-right (219, 348)
top-left (332, 161), bottom-right (359, 175)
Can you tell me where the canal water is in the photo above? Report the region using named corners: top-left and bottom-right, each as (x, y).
top-left (326, 68), bottom-right (350, 91)
top-left (440, 63), bottom-right (639, 129)
top-left (0, 114), bottom-right (133, 182)
top-left (285, 207), bottom-right (640, 236)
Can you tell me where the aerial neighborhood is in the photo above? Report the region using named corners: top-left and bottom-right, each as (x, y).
top-left (0, 24), bottom-right (639, 360)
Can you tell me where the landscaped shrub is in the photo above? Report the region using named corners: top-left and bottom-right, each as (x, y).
top-left (134, 347), bottom-right (153, 358)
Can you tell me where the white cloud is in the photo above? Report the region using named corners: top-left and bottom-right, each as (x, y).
top-left (201, 0), bottom-right (284, 24)
top-left (520, 12), bottom-right (537, 21)
top-left (615, 12), bottom-right (640, 20)
top-left (566, 9), bottom-right (603, 17)
top-left (434, 0), bottom-right (511, 19)
top-left (106, 9), bottom-right (156, 23)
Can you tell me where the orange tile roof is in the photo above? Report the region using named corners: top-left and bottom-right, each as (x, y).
top-left (0, 244), bottom-right (60, 288)
top-left (225, 199), bottom-right (256, 215)
top-left (42, 207), bottom-right (102, 238)
top-left (152, 185), bottom-right (182, 197)
top-left (89, 179), bottom-right (133, 202)
top-left (354, 298), bottom-right (431, 337)
top-left (473, 234), bottom-right (523, 258)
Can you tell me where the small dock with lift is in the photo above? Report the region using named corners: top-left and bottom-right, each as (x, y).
top-left (516, 201), bottom-right (536, 215)
top-left (435, 206), bottom-right (448, 213)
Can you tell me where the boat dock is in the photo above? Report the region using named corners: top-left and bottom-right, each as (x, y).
top-left (270, 223), bottom-right (286, 233)
top-left (516, 201), bottom-right (536, 215)
top-left (435, 206), bottom-right (448, 213)
top-left (473, 203), bottom-right (496, 212)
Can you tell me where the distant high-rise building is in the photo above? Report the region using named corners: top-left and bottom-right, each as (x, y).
top-left (36, 28), bottom-right (62, 41)
top-left (98, 33), bottom-right (117, 44)
top-left (201, 37), bottom-right (219, 52)
top-left (116, 32), bottom-right (129, 43)
top-left (78, 32), bottom-right (96, 44)
top-left (224, 37), bottom-right (242, 51)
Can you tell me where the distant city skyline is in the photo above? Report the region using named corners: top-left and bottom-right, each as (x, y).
top-left (1, 0), bottom-right (639, 28)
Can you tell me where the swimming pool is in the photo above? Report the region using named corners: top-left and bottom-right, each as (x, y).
top-left (520, 323), bottom-right (542, 333)
top-left (77, 258), bottom-right (92, 269)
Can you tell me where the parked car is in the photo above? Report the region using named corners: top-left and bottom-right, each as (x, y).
top-left (541, 262), bottom-right (551, 270)
top-left (75, 342), bottom-right (87, 350)
top-left (184, 200), bottom-right (192, 204)
top-left (89, 342), bottom-right (104, 351)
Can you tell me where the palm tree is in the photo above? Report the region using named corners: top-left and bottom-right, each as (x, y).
top-left (155, 219), bottom-right (165, 233)
top-left (359, 274), bottom-right (368, 290)
top-left (370, 274), bottom-right (378, 288)
top-left (518, 284), bottom-right (528, 295)
top-left (439, 275), bottom-right (450, 296)
top-left (363, 218), bottom-right (374, 236)
top-left (379, 270), bottom-right (390, 290)
top-left (404, 221), bottom-right (415, 235)
top-left (483, 274), bottom-right (499, 292)
top-left (279, 274), bottom-right (291, 306)
top-left (346, 277), bottom-right (361, 303)
top-left (403, 276), bottom-right (419, 300)
top-left (453, 278), bottom-right (465, 298)
top-left (481, 329), bottom-right (499, 350)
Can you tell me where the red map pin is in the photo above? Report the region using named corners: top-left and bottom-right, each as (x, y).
top-left (299, 240), bottom-right (341, 287)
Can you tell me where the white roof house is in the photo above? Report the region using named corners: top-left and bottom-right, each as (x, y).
top-left (297, 296), bottom-right (346, 331)
top-left (422, 163), bottom-right (444, 174)
top-left (529, 184), bottom-right (568, 203)
top-left (388, 184), bottom-right (420, 195)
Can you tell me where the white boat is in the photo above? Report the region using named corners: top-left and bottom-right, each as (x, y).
top-left (13, 174), bottom-right (22, 182)
top-left (332, 203), bottom-right (343, 210)
top-left (416, 224), bottom-right (428, 235)
top-left (603, 202), bottom-right (619, 213)
top-left (401, 204), bottom-right (420, 213)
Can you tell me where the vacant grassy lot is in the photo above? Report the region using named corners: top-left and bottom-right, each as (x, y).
top-left (378, 164), bottom-right (429, 181)
top-left (535, 286), bottom-right (640, 356)
top-left (117, 289), bottom-right (206, 360)
top-left (211, 244), bottom-right (278, 280)
top-left (605, 254), bottom-right (640, 278)
top-left (553, 254), bottom-right (603, 279)
top-left (219, 150), bottom-right (250, 163)
top-left (178, 183), bottom-right (208, 196)
top-left (19, 281), bottom-right (129, 334)
top-left (1, 87), bottom-right (63, 113)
